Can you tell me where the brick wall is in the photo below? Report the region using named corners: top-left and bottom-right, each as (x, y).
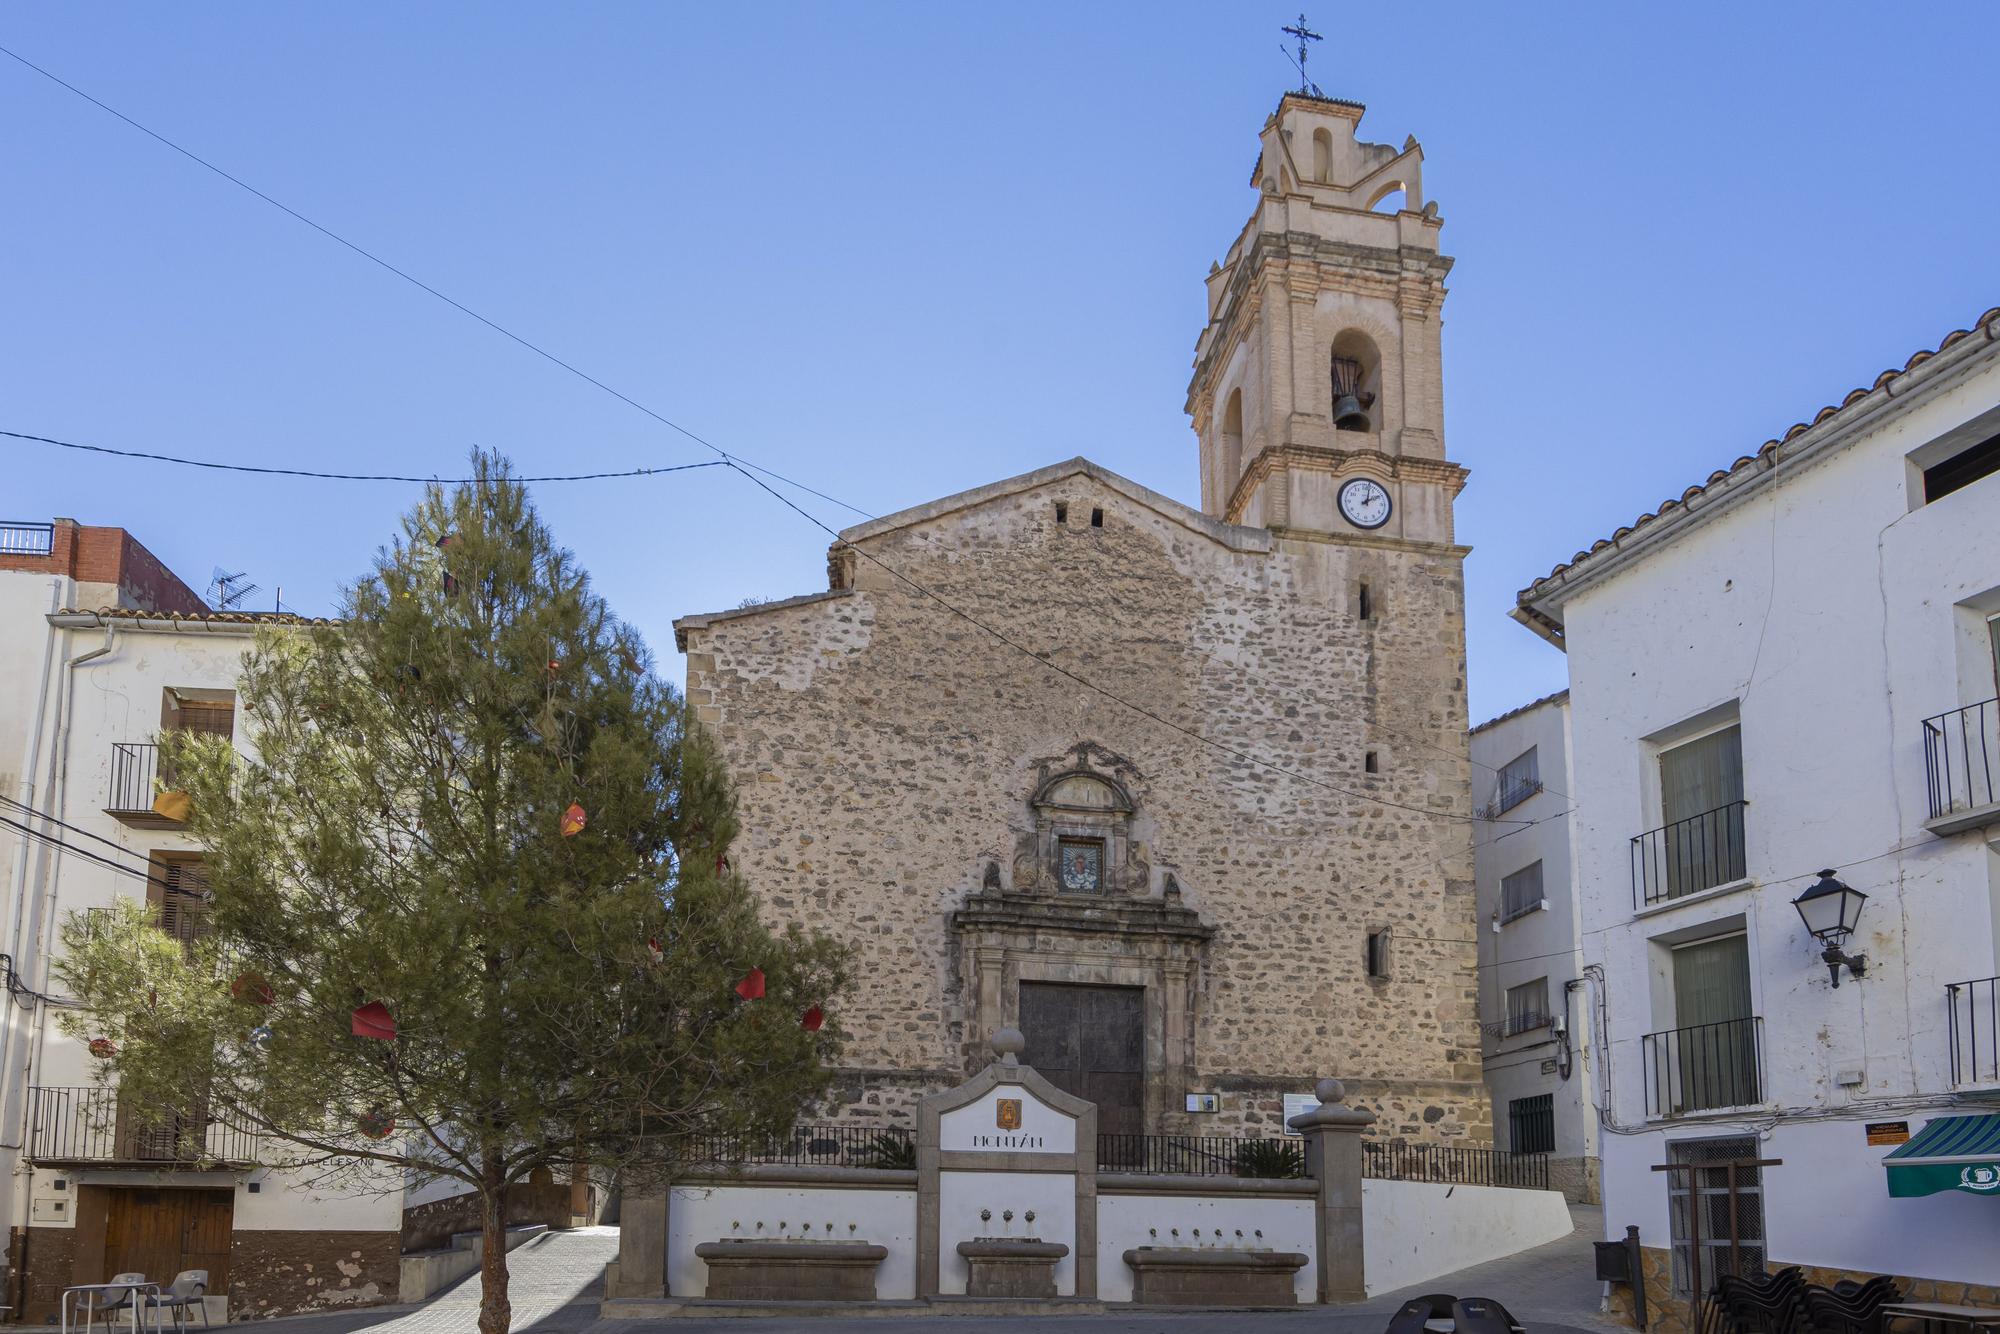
top-left (229, 1230), bottom-right (400, 1319)
top-left (0, 520), bottom-right (206, 613)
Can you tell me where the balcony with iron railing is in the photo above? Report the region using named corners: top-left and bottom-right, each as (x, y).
top-left (1630, 800), bottom-right (1748, 908)
top-left (1948, 976), bottom-right (2000, 1087)
top-left (1641, 1016), bottom-right (1763, 1117)
top-left (26, 1085), bottom-right (260, 1166)
top-left (1923, 699), bottom-right (2000, 834)
top-left (1, 521), bottom-right (56, 556)
top-left (105, 742), bottom-right (190, 828)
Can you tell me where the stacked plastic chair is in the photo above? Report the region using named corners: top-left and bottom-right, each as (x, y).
top-left (1714, 1267), bottom-right (1808, 1334)
top-left (1799, 1277), bottom-right (1904, 1334)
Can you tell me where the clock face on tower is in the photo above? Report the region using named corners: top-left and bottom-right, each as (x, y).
top-left (1338, 477), bottom-right (1392, 530)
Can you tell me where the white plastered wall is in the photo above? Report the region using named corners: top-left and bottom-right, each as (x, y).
top-left (667, 1184), bottom-right (918, 1300)
top-left (1095, 1192), bottom-right (1315, 1302)
top-left (1362, 1179), bottom-right (1573, 1295)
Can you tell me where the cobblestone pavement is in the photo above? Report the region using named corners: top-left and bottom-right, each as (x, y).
top-left (247, 1208), bottom-right (1619, 1334)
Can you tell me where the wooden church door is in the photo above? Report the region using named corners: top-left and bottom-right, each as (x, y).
top-left (1018, 983), bottom-right (1144, 1143)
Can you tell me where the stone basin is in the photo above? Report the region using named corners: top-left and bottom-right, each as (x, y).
top-left (956, 1237), bottom-right (1070, 1299)
top-left (1122, 1246), bottom-right (1308, 1306)
top-left (693, 1238), bottom-right (889, 1301)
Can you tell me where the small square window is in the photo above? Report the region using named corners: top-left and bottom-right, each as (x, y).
top-left (1057, 838), bottom-right (1104, 893)
top-left (1090, 507), bottom-right (1104, 528)
top-left (1364, 751), bottom-right (1379, 774)
top-left (1055, 502), bottom-right (1069, 524)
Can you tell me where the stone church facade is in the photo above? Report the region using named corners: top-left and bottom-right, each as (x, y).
top-left (675, 93), bottom-right (1488, 1146)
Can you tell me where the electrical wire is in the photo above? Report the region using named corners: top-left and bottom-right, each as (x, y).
top-left (0, 812), bottom-right (184, 898)
top-left (0, 44), bottom-right (1544, 830)
top-left (0, 790), bottom-right (176, 859)
top-left (2, 429), bottom-right (730, 485)
top-left (0, 44), bottom-right (871, 520)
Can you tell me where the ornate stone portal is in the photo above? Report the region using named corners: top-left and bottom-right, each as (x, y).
top-left (952, 752), bottom-right (1211, 1131)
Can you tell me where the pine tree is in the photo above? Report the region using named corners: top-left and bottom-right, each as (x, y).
top-left (57, 452), bottom-right (846, 1334)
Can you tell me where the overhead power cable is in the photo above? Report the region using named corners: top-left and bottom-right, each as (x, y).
top-left (0, 44), bottom-right (871, 520)
top-left (2, 429), bottom-right (729, 485)
top-left (0, 811), bottom-right (182, 897)
top-left (3, 42), bottom-right (1512, 829)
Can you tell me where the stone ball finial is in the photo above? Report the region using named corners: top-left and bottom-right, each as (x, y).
top-left (991, 1027), bottom-right (1026, 1065)
top-left (1316, 1077), bottom-right (1346, 1105)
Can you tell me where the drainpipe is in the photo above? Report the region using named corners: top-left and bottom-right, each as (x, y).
top-left (11, 620), bottom-right (116, 1148)
top-left (0, 580), bottom-right (65, 1128)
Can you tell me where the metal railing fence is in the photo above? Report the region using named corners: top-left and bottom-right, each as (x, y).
top-left (1631, 800), bottom-right (1748, 907)
top-left (1924, 698), bottom-right (1998, 821)
top-left (1641, 1017), bottom-right (1763, 1117)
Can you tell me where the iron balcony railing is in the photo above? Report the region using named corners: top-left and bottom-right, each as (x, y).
top-left (1923, 699), bottom-right (1998, 822)
top-left (27, 1085), bottom-right (260, 1165)
top-left (1098, 1134), bottom-right (1307, 1178)
top-left (1631, 800), bottom-right (1748, 907)
top-left (108, 742), bottom-right (180, 819)
top-left (1362, 1140), bottom-right (1551, 1190)
top-left (688, 1123), bottom-right (915, 1169)
top-left (1, 522), bottom-right (56, 556)
top-left (1948, 976), bottom-right (2000, 1086)
top-left (1641, 1017), bottom-right (1763, 1117)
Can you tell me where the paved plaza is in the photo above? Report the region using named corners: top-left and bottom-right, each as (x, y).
top-left (247, 1209), bottom-right (1618, 1334)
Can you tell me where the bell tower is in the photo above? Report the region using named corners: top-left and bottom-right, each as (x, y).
top-left (1187, 94), bottom-right (1464, 545)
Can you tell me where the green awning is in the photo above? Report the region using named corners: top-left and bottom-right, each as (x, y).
top-left (1884, 1115), bottom-right (2000, 1198)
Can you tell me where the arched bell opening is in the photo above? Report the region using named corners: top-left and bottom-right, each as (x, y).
top-left (1329, 330), bottom-right (1382, 433)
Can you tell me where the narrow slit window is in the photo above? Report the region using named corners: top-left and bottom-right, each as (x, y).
top-left (1090, 507), bottom-right (1104, 528)
top-left (1364, 751), bottom-right (1379, 774)
top-left (1357, 583), bottom-right (1372, 621)
top-left (1055, 502), bottom-right (1068, 524)
top-left (1365, 929), bottom-right (1391, 979)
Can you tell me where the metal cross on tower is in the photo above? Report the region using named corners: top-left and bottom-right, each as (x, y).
top-left (1281, 13), bottom-right (1323, 95)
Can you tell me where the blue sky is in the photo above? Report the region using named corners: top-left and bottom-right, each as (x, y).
top-left (5, 4), bottom-right (1996, 725)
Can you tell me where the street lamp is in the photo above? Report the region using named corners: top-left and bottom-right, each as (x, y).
top-left (1792, 869), bottom-right (1868, 988)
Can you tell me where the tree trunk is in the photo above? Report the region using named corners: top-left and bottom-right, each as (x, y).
top-left (477, 1160), bottom-right (512, 1334)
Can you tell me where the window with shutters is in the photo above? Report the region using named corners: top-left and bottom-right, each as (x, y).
top-left (1505, 977), bottom-right (1550, 1036)
top-left (1500, 860), bottom-right (1545, 923)
top-left (159, 688), bottom-right (234, 792)
top-left (148, 854), bottom-right (213, 956)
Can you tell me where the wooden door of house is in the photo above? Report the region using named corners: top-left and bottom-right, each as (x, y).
top-left (1018, 983), bottom-right (1144, 1142)
top-left (104, 1188), bottom-right (233, 1292)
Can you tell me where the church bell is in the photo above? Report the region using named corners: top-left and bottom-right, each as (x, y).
top-left (1330, 356), bottom-right (1373, 432)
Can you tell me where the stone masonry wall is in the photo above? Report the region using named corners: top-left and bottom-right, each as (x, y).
top-left (681, 469), bottom-right (1488, 1145)
top-left (228, 1230), bottom-right (400, 1319)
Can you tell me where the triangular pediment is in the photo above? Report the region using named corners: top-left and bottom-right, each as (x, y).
top-left (835, 456), bottom-right (1271, 555)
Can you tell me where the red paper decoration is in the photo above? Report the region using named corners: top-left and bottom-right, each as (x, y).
top-left (734, 968), bottom-right (766, 1001)
top-left (88, 1037), bottom-right (118, 1059)
top-left (231, 973), bottom-right (276, 1006)
top-left (800, 1005), bottom-right (824, 1032)
top-left (357, 1107), bottom-right (395, 1140)
top-left (351, 1002), bottom-right (397, 1041)
top-left (561, 804), bottom-right (587, 838)
top-left (646, 937), bottom-right (664, 965)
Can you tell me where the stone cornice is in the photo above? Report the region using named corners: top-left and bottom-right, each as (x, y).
top-left (949, 890), bottom-right (1214, 944)
top-left (1225, 443), bottom-right (1468, 524)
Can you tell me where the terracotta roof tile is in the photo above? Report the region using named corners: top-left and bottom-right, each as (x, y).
top-left (58, 606), bottom-right (337, 626)
top-left (1519, 305), bottom-right (2000, 602)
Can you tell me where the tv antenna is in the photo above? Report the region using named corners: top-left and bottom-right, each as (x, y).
top-left (206, 567), bottom-right (262, 611)
top-left (1280, 13), bottom-right (1325, 97)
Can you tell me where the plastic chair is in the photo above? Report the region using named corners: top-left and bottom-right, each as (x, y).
top-left (146, 1272), bottom-right (209, 1332)
top-left (1385, 1298), bottom-right (1436, 1334)
top-left (1451, 1297), bottom-right (1524, 1334)
top-left (77, 1274), bottom-right (144, 1334)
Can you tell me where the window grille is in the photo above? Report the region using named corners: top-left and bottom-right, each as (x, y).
top-left (1492, 747), bottom-right (1541, 813)
top-left (1508, 1093), bottom-right (1554, 1154)
top-left (1667, 1135), bottom-right (1765, 1298)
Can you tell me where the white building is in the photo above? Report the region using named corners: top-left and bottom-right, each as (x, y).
top-left (1514, 306), bottom-right (2000, 1314)
top-left (0, 520), bottom-right (410, 1319)
top-left (1470, 690), bottom-right (1599, 1203)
